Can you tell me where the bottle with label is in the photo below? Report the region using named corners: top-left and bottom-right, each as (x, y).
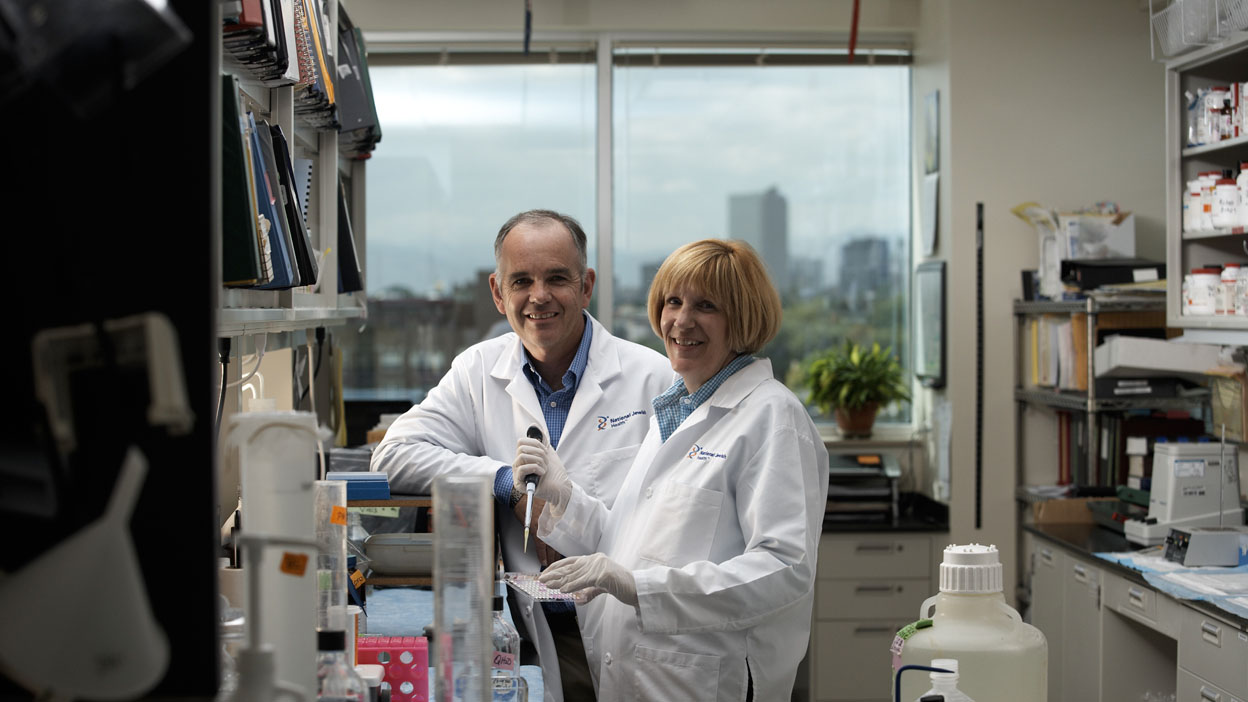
top-left (1237, 162), bottom-right (1248, 228)
top-left (1220, 264), bottom-right (1241, 315)
top-left (1188, 267), bottom-right (1221, 316)
top-left (491, 595), bottom-right (524, 701)
top-left (316, 630), bottom-right (367, 702)
top-left (1214, 178), bottom-right (1240, 229)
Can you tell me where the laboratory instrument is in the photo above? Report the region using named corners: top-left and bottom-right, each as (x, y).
top-left (317, 630), bottom-right (367, 702)
top-left (432, 475), bottom-right (493, 702)
top-left (0, 446), bottom-right (169, 700)
top-left (1124, 440), bottom-right (1244, 546)
top-left (231, 410), bottom-right (320, 694)
top-left (1163, 524), bottom-right (1248, 566)
top-left (522, 425), bottom-right (543, 552)
top-left (892, 544), bottom-right (1047, 702)
top-left (316, 480), bottom-right (349, 633)
top-left (226, 532), bottom-right (319, 702)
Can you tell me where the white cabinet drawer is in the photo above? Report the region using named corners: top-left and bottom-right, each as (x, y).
top-left (1179, 667), bottom-right (1246, 702)
top-left (814, 620), bottom-right (907, 700)
top-left (1101, 570), bottom-right (1182, 638)
top-left (818, 534), bottom-right (931, 580)
top-left (1179, 609), bottom-right (1248, 698)
top-left (816, 577), bottom-right (929, 621)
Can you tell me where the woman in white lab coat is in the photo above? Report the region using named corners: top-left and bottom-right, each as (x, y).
top-left (514, 239), bottom-right (830, 702)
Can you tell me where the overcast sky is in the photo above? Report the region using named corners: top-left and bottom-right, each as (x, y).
top-left (364, 63), bottom-right (910, 298)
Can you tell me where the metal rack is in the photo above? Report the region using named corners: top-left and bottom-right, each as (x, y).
top-left (1013, 296), bottom-right (1210, 488)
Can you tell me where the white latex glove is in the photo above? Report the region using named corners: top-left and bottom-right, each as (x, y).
top-left (513, 436), bottom-right (573, 515)
top-left (538, 553), bottom-right (638, 607)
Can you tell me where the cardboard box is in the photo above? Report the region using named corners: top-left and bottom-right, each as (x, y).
top-left (1032, 497), bottom-right (1116, 525)
top-left (1058, 211), bottom-right (1135, 260)
top-left (1094, 335), bottom-right (1223, 381)
top-left (1208, 369), bottom-right (1248, 442)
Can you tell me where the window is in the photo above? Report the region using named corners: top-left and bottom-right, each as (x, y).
top-left (343, 39), bottom-right (911, 421)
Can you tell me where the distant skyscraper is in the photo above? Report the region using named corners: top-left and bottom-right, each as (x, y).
top-left (839, 237), bottom-right (890, 310)
top-left (728, 186), bottom-right (788, 288)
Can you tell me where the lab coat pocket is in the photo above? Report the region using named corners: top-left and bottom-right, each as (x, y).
top-left (636, 482), bottom-right (722, 566)
top-left (583, 444), bottom-right (641, 508)
top-left (632, 645), bottom-right (720, 701)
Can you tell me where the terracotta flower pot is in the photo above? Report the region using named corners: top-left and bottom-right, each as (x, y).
top-left (834, 403), bottom-right (879, 439)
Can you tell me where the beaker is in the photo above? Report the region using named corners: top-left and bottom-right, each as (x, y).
top-left (432, 475), bottom-right (493, 702)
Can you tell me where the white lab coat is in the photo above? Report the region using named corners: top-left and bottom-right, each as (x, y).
top-left (370, 314), bottom-right (673, 701)
top-left (540, 359), bottom-right (829, 702)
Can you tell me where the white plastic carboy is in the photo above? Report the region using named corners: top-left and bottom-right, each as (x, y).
top-left (891, 544), bottom-right (1047, 702)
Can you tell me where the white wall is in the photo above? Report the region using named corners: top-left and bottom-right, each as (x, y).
top-left (913, 0), bottom-right (1166, 602)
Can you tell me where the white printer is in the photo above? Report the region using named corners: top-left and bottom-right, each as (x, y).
top-left (1124, 439), bottom-right (1244, 546)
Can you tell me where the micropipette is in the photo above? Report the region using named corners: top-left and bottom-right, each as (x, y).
top-left (523, 425), bottom-right (543, 553)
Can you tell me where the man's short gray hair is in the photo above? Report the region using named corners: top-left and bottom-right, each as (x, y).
top-left (494, 210), bottom-right (589, 274)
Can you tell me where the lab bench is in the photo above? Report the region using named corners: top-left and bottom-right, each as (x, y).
top-left (1026, 523), bottom-right (1248, 702)
top-left (802, 492), bottom-right (948, 702)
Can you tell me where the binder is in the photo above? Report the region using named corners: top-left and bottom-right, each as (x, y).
top-left (253, 117), bottom-right (301, 287)
top-left (221, 74), bottom-right (263, 286)
top-left (337, 177), bottom-right (364, 293)
top-left (269, 125), bottom-right (319, 286)
top-left (222, 0), bottom-right (293, 86)
top-left (247, 111), bottom-right (295, 289)
top-left (1060, 258), bottom-right (1165, 291)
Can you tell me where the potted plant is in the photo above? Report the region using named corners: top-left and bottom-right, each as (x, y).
top-left (803, 340), bottom-right (910, 438)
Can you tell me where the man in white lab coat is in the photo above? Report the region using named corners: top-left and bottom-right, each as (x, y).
top-left (371, 209), bottom-right (673, 701)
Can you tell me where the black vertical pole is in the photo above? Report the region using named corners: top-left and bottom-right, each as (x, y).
top-left (975, 203), bottom-right (985, 530)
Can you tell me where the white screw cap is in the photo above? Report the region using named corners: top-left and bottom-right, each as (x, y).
top-left (939, 543), bottom-right (1003, 593)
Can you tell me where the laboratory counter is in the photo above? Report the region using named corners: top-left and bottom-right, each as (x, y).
top-left (1025, 521), bottom-right (1248, 702)
top-left (1025, 521), bottom-right (1248, 629)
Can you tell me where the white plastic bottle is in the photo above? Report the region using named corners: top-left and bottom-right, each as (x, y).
top-left (1214, 178), bottom-right (1240, 229)
top-left (916, 659), bottom-right (975, 702)
top-left (1237, 161), bottom-right (1248, 227)
top-left (892, 544), bottom-right (1047, 702)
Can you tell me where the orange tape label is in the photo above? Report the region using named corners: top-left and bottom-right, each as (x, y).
top-left (331, 505), bottom-right (348, 526)
top-left (350, 570), bottom-right (366, 588)
top-left (280, 552), bottom-right (309, 576)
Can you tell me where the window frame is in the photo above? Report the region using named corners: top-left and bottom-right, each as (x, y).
top-left (361, 30), bottom-right (915, 425)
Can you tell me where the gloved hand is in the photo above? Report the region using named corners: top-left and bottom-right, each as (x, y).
top-left (513, 436), bottom-right (573, 515)
top-left (538, 553), bottom-right (638, 607)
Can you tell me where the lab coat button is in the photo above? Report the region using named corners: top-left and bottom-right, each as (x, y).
top-left (645, 487), bottom-right (653, 499)
top-left (604, 652), bottom-right (612, 666)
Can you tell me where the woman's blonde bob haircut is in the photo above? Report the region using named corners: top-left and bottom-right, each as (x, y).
top-left (647, 238), bottom-right (783, 354)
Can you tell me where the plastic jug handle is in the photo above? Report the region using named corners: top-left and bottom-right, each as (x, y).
top-left (919, 594), bottom-right (939, 619)
top-left (996, 598), bottom-right (1022, 624)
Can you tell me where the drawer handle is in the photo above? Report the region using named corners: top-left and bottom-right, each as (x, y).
top-left (853, 625), bottom-right (896, 635)
top-left (1200, 685), bottom-right (1221, 702)
top-left (855, 543), bottom-right (896, 554)
top-left (1127, 586), bottom-right (1147, 609)
top-left (1040, 548), bottom-right (1054, 565)
top-left (855, 584), bottom-right (896, 595)
top-left (1202, 620), bottom-right (1223, 646)
top-left (1072, 564), bottom-right (1088, 582)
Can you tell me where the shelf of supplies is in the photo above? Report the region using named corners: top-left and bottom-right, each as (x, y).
top-left (1165, 30), bottom-right (1248, 72)
top-left (1180, 227), bottom-right (1248, 240)
top-left (1015, 387), bottom-right (1209, 412)
top-left (1182, 133), bottom-right (1248, 157)
top-left (217, 306), bottom-right (363, 337)
top-left (1013, 297), bottom-right (1166, 315)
